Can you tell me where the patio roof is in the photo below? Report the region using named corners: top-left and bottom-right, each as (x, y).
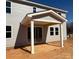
top-left (21, 10), bottom-right (67, 25)
top-left (21, 10), bottom-right (65, 54)
top-left (27, 10), bottom-right (67, 21)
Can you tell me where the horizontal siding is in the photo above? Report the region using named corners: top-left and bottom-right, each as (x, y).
top-left (6, 2), bottom-right (45, 47)
top-left (46, 24), bottom-right (61, 42)
top-left (6, 2), bottom-right (67, 47)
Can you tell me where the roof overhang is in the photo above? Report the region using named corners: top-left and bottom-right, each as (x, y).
top-left (9, 0), bottom-right (68, 13)
top-left (21, 10), bottom-right (67, 25)
top-left (27, 10), bottom-right (67, 21)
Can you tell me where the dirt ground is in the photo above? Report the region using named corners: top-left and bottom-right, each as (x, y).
top-left (6, 38), bottom-right (73, 59)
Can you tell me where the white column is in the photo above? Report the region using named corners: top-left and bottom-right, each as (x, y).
top-left (60, 23), bottom-right (64, 47)
top-left (31, 21), bottom-right (34, 54)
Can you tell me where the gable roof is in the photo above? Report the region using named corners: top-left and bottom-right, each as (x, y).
top-left (27, 10), bottom-right (67, 21)
top-left (10, 0), bottom-right (68, 13)
top-left (21, 10), bottom-right (67, 25)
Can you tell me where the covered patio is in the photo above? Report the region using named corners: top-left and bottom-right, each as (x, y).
top-left (21, 10), bottom-right (67, 54)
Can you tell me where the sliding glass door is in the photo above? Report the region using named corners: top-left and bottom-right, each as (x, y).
top-left (28, 27), bottom-right (42, 43)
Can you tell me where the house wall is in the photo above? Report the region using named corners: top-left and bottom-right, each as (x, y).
top-left (62, 22), bottom-right (67, 40)
top-left (61, 13), bottom-right (66, 18)
top-left (6, 2), bottom-right (45, 47)
top-left (43, 22), bottom-right (67, 43)
top-left (46, 24), bottom-right (61, 42)
top-left (56, 11), bottom-right (66, 18)
top-left (6, 1), bottom-right (67, 47)
top-left (33, 16), bottom-right (67, 43)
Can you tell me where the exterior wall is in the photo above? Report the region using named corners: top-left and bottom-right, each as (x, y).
top-left (62, 22), bottom-right (67, 40)
top-left (46, 24), bottom-right (61, 42)
top-left (61, 13), bottom-right (66, 18)
top-left (56, 11), bottom-right (66, 18)
top-left (6, 2), bottom-right (45, 47)
top-left (6, 1), bottom-right (67, 47)
top-left (45, 22), bottom-right (67, 43)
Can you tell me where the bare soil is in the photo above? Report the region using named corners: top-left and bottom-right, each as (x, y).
top-left (6, 38), bottom-right (72, 59)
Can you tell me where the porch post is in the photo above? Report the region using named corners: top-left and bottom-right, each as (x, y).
top-left (31, 21), bottom-right (34, 54)
top-left (60, 23), bottom-right (64, 47)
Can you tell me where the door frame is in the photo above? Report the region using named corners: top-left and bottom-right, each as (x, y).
top-left (27, 26), bottom-right (43, 43)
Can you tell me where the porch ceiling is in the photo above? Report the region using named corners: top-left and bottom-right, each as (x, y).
top-left (21, 16), bottom-right (61, 26)
top-left (21, 20), bottom-right (59, 26)
top-left (34, 21), bottom-right (60, 26)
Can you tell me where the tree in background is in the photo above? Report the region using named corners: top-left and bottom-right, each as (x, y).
top-left (67, 21), bottom-right (73, 38)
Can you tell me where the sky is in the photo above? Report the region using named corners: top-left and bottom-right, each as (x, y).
top-left (31, 0), bottom-right (73, 22)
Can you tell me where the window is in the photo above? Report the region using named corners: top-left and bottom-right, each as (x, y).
top-left (50, 27), bottom-right (54, 35)
top-left (6, 1), bottom-right (11, 13)
top-left (33, 7), bottom-right (36, 13)
top-left (58, 12), bottom-right (61, 15)
top-left (28, 27), bottom-right (42, 42)
top-left (55, 27), bottom-right (59, 35)
top-left (6, 26), bottom-right (11, 38)
top-left (28, 27), bottom-right (31, 40)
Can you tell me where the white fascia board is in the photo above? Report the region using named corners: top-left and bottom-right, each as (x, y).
top-left (27, 15), bottom-right (32, 17)
top-left (50, 10), bottom-right (67, 21)
top-left (27, 10), bottom-right (51, 17)
top-left (27, 10), bottom-right (67, 22)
